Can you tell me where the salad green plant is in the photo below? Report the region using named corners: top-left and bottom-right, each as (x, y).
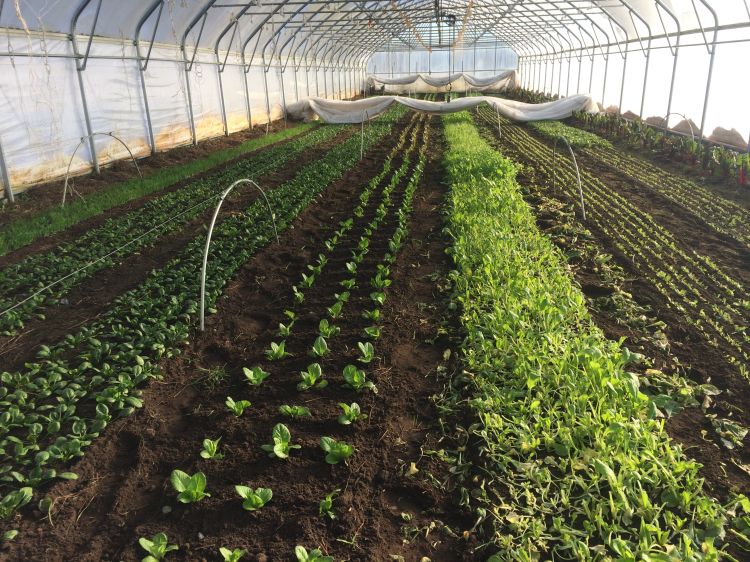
top-left (139, 532), bottom-right (178, 562)
top-left (294, 546), bottom-right (333, 562)
top-left (235, 485), bottom-right (273, 511)
top-left (265, 341), bottom-right (290, 361)
top-left (337, 402), bottom-right (366, 425)
top-left (318, 319), bottom-right (340, 338)
top-left (199, 437), bottom-right (224, 460)
top-left (225, 397), bottom-right (251, 417)
top-left (279, 404), bottom-right (312, 419)
top-left (170, 470), bottom-right (209, 503)
top-left (342, 365), bottom-right (377, 393)
top-left (261, 424), bottom-right (301, 459)
top-left (311, 336), bottom-right (329, 358)
top-left (243, 366), bottom-right (269, 386)
top-left (320, 437), bottom-right (354, 465)
top-left (219, 547), bottom-right (246, 562)
top-left (319, 489), bottom-right (340, 520)
top-left (298, 363), bottom-right (328, 391)
top-left (356, 342), bottom-right (375, 363)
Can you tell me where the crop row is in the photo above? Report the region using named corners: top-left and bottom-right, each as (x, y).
top-left (441, 110), bottom-right (728, 560)
top-left (0, 125), bottom-right (345, 336)
top-left (529, 119), bottom-right (750, 248)
top-left (118, 115), bottom-right (431, 561)
top-left (475, 106), bottom-right (750, 378)
top-left (0, 104), bottom-right (407, 507)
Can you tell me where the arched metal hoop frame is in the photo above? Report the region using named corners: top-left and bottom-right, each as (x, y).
top-left (552, 135), bottom-right (586, 222)
top-left (62, 132), bottom-right (144, 207)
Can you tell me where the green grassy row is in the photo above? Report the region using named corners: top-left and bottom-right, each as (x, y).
top-left (441, 112), bottom-right (727, 560)
top-left (0, 123), bottom-right (317, 256)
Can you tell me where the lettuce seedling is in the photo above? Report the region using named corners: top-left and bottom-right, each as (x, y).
top-left (371, 271), bottom-right (391, 289)
top-left (311, 336), bottom-right (329, 357)
top-left (363, 326), bottom-right (381, 340)
top-left (362, 308), bottom-right (380, 322)
top-left (300, 273), bottom-right (315, 288)
top-left (200, 437), bottom-right (224, 460)
top-left (235, 485), bottom-right (273, 511)
top-left (318, 319), bottom-right (340, 338)
top-left (0, 487), bottom-right (32, 519)
top-left (345, 261), bottom-right (357, 274)
top-left (320, 437), bottom-right (354, 465)
top-left (326, 301), bottom-right (343, 319)
top-left (219, 547), bottom-right (246, 562)
top-left (295, 546), bottom-right (333, 562)
top-left (261, 423), bottom-right (301, 459)
top-left (170, 470), bottom-right (209, 503)
top-left (298, 363), bottom-right (328, 391)
top-left (334, 291), bottom-right (350, 303)
top-left (342, 365), bottom-right (377, 393)
top-left (370, 291), bottom-right (386, 306)
top-left (319, 489), bottom-right (340, 520)
top-left (279, 404), bottom-right (312, 419)
top-left (292, 286), bottom-right (305, 304)
top-left (357, 342), bottom-right (375, 363)
top-left (340, 278), bottom-right (356, 290)
top-left (277, 321), bottom-right (294, 337)
top-left (226, 396), bottom-right (251, 417)
top-left (139, 532), bottom-right (178, 562)
top-left (243, 366), bottom-right (269, 386)
top-left (337, 402), bottom-right (366, 425)
top-left (266, 341), bottom-right (290, 361)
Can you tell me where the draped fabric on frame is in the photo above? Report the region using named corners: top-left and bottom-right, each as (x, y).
top-left (367, 71), bottom-right (518, 93)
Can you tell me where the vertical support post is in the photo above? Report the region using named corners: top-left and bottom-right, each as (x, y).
top-left (602, 45), bottom-right (610, 107)
top-left (243, 66), bottom-right (253, 128)
top-left (699, 45), bottom-right (717, 139)
top-left (262, 66), bottom-right (272, 131)
top-left (216, 53), bottom-right (229, 136)
top-left (618, 47), bottom-right (628, 116)
top-left (293, 64), bottom-right (300, 102)
top-left (0, 135), bottom-right (13, 203)
top-left (183, 61), bottom-right (198, 144)
top-left (639, 40), bottom-right (652, 118)
top-left (74, 69), bottom-right (100, 174)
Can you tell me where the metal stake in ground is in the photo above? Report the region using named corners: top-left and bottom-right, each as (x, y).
top-left (200, 179), bottom-right (280, 332)
top-left (360, 109), bottom-right (370, 160)
top-left (552, 136), bottom-right (586, 221)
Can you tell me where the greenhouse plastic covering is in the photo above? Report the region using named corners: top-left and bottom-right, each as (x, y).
top-left (0, 1), bottom-right (748, 200)
top-left (367, 70), bottom-right (517, 93)
top-left (287, 93), bottom-right (599, 123)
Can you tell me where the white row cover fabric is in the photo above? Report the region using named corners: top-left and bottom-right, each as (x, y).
top-left (287, 94), bottom-right (599, 124)
top-left (368, 71), bottom-right (518, 94)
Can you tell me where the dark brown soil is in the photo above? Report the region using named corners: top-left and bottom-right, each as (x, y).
top-left (2, 115), bottom-right (475, 561)
top-left (0, 128), bottom-right (357, 372)
top-left (0, 120), bottom-right (292, 227)
top-left (474, 115), bottom-right (750, 503)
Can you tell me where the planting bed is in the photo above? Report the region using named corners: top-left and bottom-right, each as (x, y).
top-left (2, 101), bottom-right (749, 561)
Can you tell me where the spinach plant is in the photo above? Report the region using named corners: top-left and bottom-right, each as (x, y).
top-left (370, 291), bottom-right (386, 306)
top-left (320, 437), bottom-right (354, 465)
top-left (298, 363), bottom-right (328, 391)
top-left (235, 486), bottom-right (272, 511)
top-left (200, 437), bottom-right (224, 460)
top-left (261, 424), bottom-right (301, 459)
top-left (337, 402), bottom-right (366, 425)
top-left (0, 487), bottom-right (32, 519)
top-left (311, 336), bottom-right (329, 358)
top-left (170, 470), bottom-right (209, 503)
top-left (266, 341), bottom-right (290, 361)
top-left (295, 546), bottom-right (333, 562)
top-left (357, 342), bottom-right (375, 363)
top-left (139, 532), bottom-right (178, 562)
top-left (318, 319), bottom-right (340, 338)
top-left (319, 489), bottom-right (340, 520)
top-left (279, 404), bottom-right (312, 419)
top-left (219, 547), bottom-right (246, 562)
top-left (363, 326), bottom-right (381, 339)
top-left (226, 396), bottom-right (252, 417)
top-left (342, 365), bottom-right (377, 393)
top-left (243, 366), bottom-right (269, 386)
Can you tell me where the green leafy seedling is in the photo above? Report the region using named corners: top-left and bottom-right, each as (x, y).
top-left (319, 488), bottom-right (340, 520)
top-left (278, 321), bottom-right (294, 337)
top-left (2, 530), bottom-right (18, 542)
top-left (301, 272), bottom-right (315, 288)
top-left (219, 547), bottom-right (246, 562)
top-left (295, 546), bottom-right (334, 562)
top-left (200, 437), bottom-right (224, 460)
top-left (292, 286), bottom-right (305, 304)
top-left (226, 396), bottom-right (251, 417)
top-left (0, 487), bottom-right (32, 519)
top-left (261, 423), bottom-right (301, 459)
top-left (342, 364), bottom-right (377, 393)
top-left (337, 402), bottom-right (366, 425)
top-left (298, 363), bottom-right (328, 391)
top-left (170, 470), bottom-right (209, 503)
top-left (370, 291), bottom-right (386, 306)
top-left (362, 308), bottom-right (380, 322)
top-left (139, 532), bottom-right (178, 562)
top-left (363, 326), bottom-right (381, 339)
top-left (327, 301), bottom-right (343, 319)
top-left (340, 278), bottom-right (356, 290)
top-left (357, 341), bottom-right (375, 363)
top-left (311, 336), bottom-right (329, 358)
top-left (320, 437), bottom-right (354, 465)
top-left (266, 341), bottom-right (290, 361)
top-left (318, 319), bottom-right (340, 338)
top-left (243, 366), bottom-right (269, 386)
top-left (235, 486), bottom-right (273, 511)
top-left (279, 404), bottom-right (312, 419)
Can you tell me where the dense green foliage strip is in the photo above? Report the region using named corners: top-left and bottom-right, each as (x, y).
top-left (0, 125), bottom-right (342, 335)
top-left (0, 106), bottom-right (406, 505)
top-left (0, 123), bottom-right (317, 256)
top-left (529, 119), bottom-right (612, 149)
top-left (442, 112), bottom-right (726, 560)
